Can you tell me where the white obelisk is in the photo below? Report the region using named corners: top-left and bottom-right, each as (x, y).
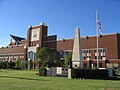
top-left (72, 27), bottom-right (83, 68)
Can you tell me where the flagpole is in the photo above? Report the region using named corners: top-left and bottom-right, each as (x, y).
top-left (96, 10), bottom-right (99, 69)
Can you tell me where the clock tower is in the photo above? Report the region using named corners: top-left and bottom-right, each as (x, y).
top-left (27, 22), bottom-right (48, 47)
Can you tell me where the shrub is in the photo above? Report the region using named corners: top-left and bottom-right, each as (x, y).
top-left (15, 60), bottom-right (24, 69)
top-left (7, 62), bottom-right (16, 69)
top-left (28, 61), bottom-right (33, 69)
top-left (0, 61), bottom-right (7, 69)
top-left (71, 68), bottom-right (109, 79)
top-left (39, 65), bottom-right (47, 76)
top-left (2, 62), bottom-right (7, 69)
top-left (0, 61), bottom-right (3, 69)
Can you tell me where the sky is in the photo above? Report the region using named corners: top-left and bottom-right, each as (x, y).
top-left (0, 0), bottom-right (120, 46)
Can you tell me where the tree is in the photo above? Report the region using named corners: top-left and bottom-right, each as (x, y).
top-left (36, 47), bottom-right (62, 68)
top-left (65, 52), bottom-right (72, 68)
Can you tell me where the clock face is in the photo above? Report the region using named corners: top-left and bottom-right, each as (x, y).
top-left (31, 28), bottom-right (40, 41)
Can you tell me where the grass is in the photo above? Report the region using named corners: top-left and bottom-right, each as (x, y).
top-left (0, 70), bottom-right (120, 90)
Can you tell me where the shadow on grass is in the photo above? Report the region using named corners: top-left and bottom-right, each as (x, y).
top-left (107, 77), bottom-right (120, 81)
top-left (0, 75), bottom-right (49, 81)
top-left (72, 77), bottom-right (120, 81)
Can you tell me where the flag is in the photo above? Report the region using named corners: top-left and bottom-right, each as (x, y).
top-left (97, 14), bottom-right (102, 34)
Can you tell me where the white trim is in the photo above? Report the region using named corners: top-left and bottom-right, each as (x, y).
top-left (0, 53), bottom-right (24, 56)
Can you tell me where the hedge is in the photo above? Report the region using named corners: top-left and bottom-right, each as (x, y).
top-left (71, 68), bottom-right (109, 79)
top-left (0, 61), bottom-right (7, 69)
top-left (0, 61), bottom-right (16, 69)
top-left (7, 62), bottom-right (16, 69)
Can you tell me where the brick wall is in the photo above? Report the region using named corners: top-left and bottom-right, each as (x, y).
top-left (57, 33), bottom-right (119, 59)
top-left (44, 35), bottom-right (57, 49)
top-left (0, 46), bottom-right (24, 54)
top-left (57, 39), bottom-right (74, 51)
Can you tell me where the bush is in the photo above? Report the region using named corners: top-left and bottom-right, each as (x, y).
top-left (0, 61), bottom-right (7, 69)
top-left (72, 68), bottom-right (109, 79)
top-left (2, 62), bottom-right (7, 69)
top-left (0, 61), bottom-right (3, 69)
top-left (7, 62), bottom-right (16, 69)
top-left (28, 61), bottom-right (33, 70)
top-left (16, 60), bottom-right (24, 69)
top-left (39, 65), bottom-right (47, 76)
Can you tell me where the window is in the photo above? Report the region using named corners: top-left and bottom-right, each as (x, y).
top-left (27, 51), bottom-right (36, 60)
top-left (63, 51), bottom-right (68, 58)
top-left (95, 49), bottom-right (99, 59)
top-left (82, 50), bottom-right (86, 60)
top-left (101, 48), bottom-right (105, 60)
top-left (87, 50), bottom-right (91, 60)
top-left (59, 51), bottom-right (64, 57)
top-left (95, 56), bottom-right (97, 59)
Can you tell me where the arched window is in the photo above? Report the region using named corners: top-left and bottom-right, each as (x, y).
top-left (27, 51), bottom-right (36, 60)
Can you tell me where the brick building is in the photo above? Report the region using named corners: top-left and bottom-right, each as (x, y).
top-left (0, 23), bottom-right (120, 69)
top-left (57, 33), bottom-right (120, 68)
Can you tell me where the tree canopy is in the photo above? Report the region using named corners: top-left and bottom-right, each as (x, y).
top-left (36, 47), bottom-right (62, 68)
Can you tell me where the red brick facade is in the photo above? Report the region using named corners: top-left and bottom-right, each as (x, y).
top-left (57, 33), bottom-right (120, 68)
top-left (57, 34), bottom-right (120, 60)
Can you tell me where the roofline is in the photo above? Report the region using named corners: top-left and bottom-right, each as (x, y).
top-left (83, 33), bottom-right (120, 38)
top-left (57, 33), bottom-right (120, 41)
top-left (28, 24), bottom-right (47, 29)
top-left (10, 34), bottom-right (26, 40)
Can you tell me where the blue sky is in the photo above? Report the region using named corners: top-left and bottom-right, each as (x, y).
top-left (0, 0), bottom-right (120, 46)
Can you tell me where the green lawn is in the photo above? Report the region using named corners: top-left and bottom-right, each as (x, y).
top-left (0, 70), bottom-right (120, 90)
